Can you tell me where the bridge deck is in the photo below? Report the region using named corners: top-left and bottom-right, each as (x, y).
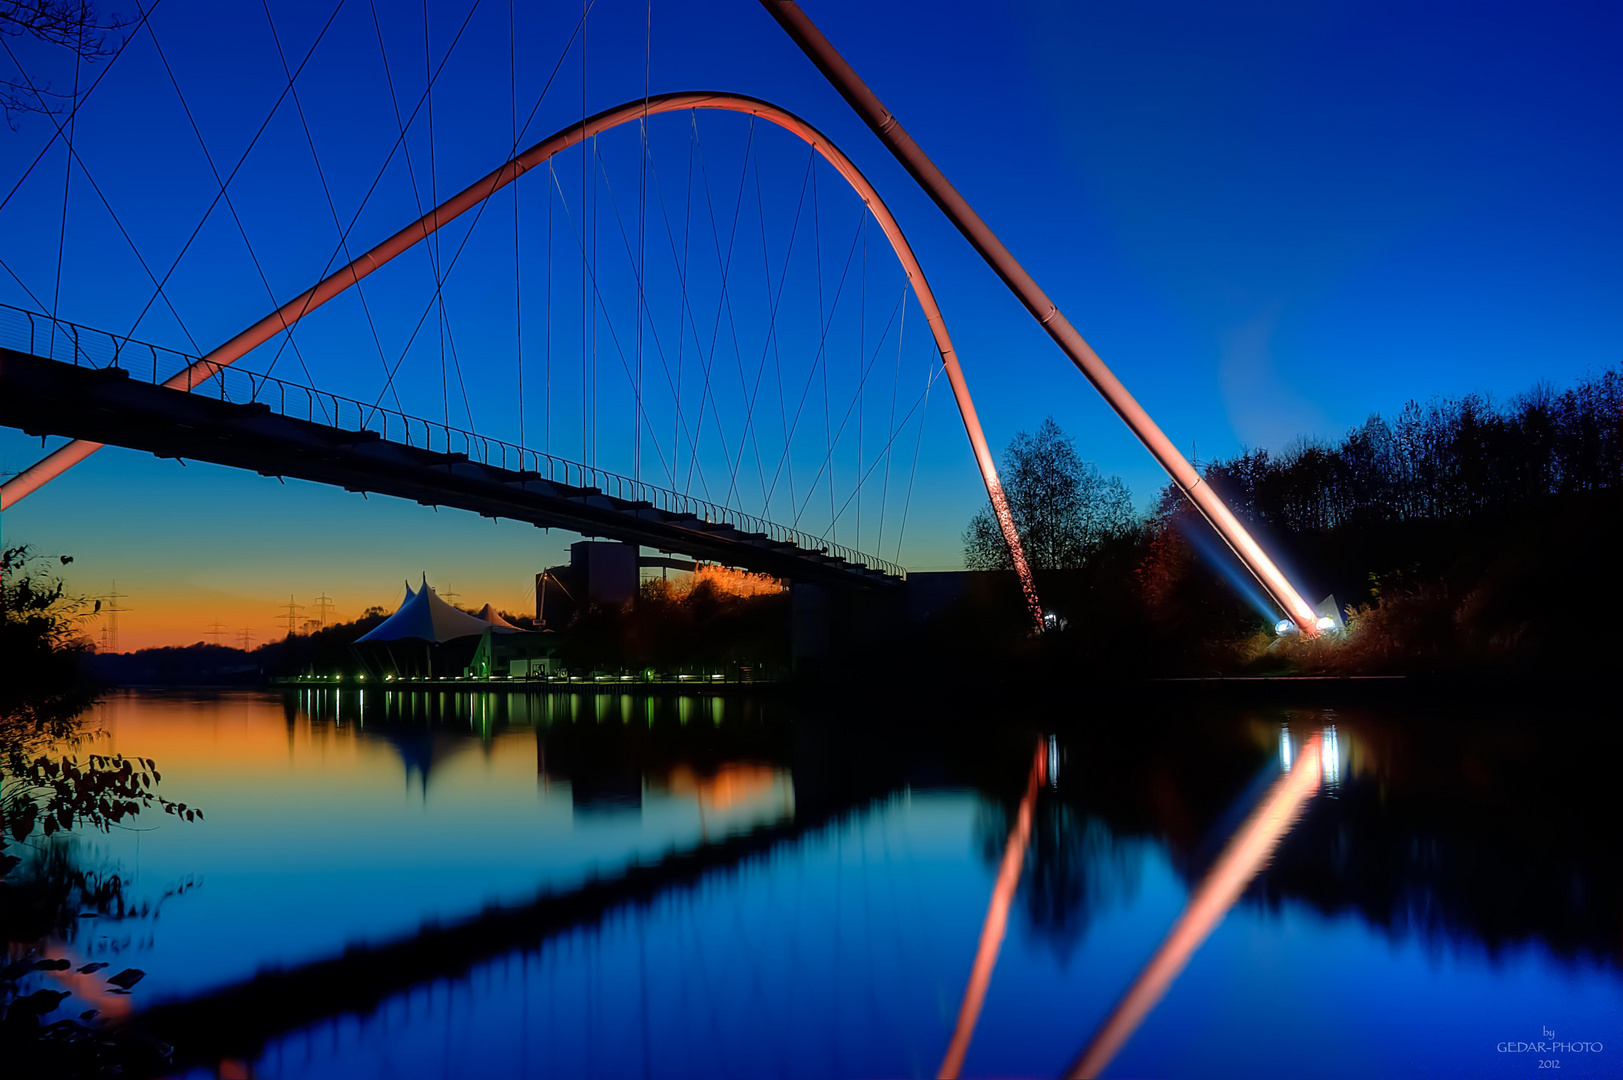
top-left (0, 349), bottom-right (902, 589)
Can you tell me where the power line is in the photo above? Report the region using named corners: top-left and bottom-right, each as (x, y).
top-left (94, 581), bottom-right (130, 653)
top-left (279, 594), bottom-right (305, 639)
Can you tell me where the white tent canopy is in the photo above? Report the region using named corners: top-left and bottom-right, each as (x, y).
top-left (476, 604), bottom-right (526, 633)
top-left (358, 575), bottom-right (493, 644)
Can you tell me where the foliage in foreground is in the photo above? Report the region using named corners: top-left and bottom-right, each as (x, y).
top-left (2, 545), bottom-right (196, 1075)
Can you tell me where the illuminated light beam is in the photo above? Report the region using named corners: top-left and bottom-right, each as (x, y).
top-left (0, 91), bottom-right (1046, 631)
top-left (1063, 734), bottom-right (1323, 1079)
top-left (938, 739), bottom-right (1046, 1079)
top-left (755, 0), bottom-right (1320, 634)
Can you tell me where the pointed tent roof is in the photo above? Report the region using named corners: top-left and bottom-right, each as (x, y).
top-left (476, 604), bottom-right (526, 634)
top-left (358, 575), bottom-right (492, 644)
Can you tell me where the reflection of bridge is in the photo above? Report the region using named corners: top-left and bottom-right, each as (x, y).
top-left (125, 716), bottom-right (909, 1069)
top-left (133, 805), bottom-right (874, 1066)
top-left (0, 1), bottom-right (1325, 633)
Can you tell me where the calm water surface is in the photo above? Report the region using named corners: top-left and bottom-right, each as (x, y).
top-left (21, 688), bottom-right (1622, 1078)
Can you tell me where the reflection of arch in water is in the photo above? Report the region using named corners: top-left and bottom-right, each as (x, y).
top-left (1063, 734), bottom-right (1324, 1079)
top-left (0, 92), bottom-right (1044, 626)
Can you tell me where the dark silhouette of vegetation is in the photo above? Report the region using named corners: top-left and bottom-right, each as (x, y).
top-left (85, 607), bottom-right (394, 684)
top-left (558, 574), bottom-right (789, 677)
top-left (1180, 368), bottom-right (1622, 531)
top-left (0, 0), bottom-right (129, 128)
top-left (1, 545), bottom-right (194, 1076)
top-left (939, 367), bottom-right (1623, 681)
top-left (964, 416), bottom-right (1137, 571)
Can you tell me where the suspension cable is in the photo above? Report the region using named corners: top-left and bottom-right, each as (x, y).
top-left (791, 283), bottom-right (908, 526)
top-left (547, 159), bottom-right (553, 455)
top-left (592, 142), bottom-right (712, 487)
top-left (360, 0), bottom-right (584, 418)
top-left (47, 0), bottom-right (85, 357)
top-left (511, 0), bottom-right (523, 448)
top-left (260, 0), bottom-right (400, 412)
top-left (761, 206), bottom-right (866, 510)
top-left (546, 163), bottom-right (676, 482)
top-left (826, 363), bottom-right (944, 541)
top-left (726, 147), bottom-right (814, 514)
top-left (424, 0), bottom-right (448, 434)
top-left (635, 0), bottom-right (651, 482)
top-left (0, 254), bottom-right (47, 310)
top-left (857, 213), bottom-right (865, 549)
top-left (643, 132), bottom-right (728, 496)
top-left (877, 286), bottom-right (906, 551)
top-left (893, 352), bottom-right (938, 562)
top-left (0, 0), bottom-right (163, 219)
top-left (142, 1), bottom-right (334, 411)
top-left (260, 0), bottom-right (490, 397)
top-left (580, 0), bottom-right (587, 466)
top-left (116, 0), bottom-right (351, 347)
top-left (692, 116), bottom-right (757, 505)
top-left (0, 35), bottom-right (202, 355)
top-left (812, 154), bottom-right (836, 543)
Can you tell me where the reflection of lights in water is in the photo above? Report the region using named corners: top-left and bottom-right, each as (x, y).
top-left (1048, 735), bottom-right (1060, 787)
top-left (1280, 726), bottom-right (1294, 771)
top-left (660, 763), bottom-right (783, 813)
top-left (1065, 735), bottom-right (1324, 1079)
top-left (1320, 726), bottom-right (1341, 790)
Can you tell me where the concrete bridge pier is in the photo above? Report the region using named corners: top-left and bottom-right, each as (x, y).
top-left (791, 579), bottom-right (906, 674)
top-left (791, 582), bottom-right (831, 672)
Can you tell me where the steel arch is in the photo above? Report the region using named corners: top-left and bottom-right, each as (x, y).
top-left (0, 91), bottom-right (1043, 625)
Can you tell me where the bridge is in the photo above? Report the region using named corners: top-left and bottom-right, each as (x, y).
top-left (0, 0), bottom-right (1322, 633)
top-left (0, 319), bottom-right (903, 590)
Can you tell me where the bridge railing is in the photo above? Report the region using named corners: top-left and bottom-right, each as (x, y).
top-left (0, 305), bottom-right (906, 580)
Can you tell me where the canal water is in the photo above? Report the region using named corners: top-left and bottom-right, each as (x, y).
top-left (13, 688), bottom-right (1620, 1078)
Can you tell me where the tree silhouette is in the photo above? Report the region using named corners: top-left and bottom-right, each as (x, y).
top-left (1, 0), bottom-right (128, 128)
top-left (1164, 367), bottom-right (1623, 534)
top-left (964, 416), bottom-right (1136, 571)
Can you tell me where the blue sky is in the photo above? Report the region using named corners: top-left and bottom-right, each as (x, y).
top-left (2, 0), bottom-right (1618, 647)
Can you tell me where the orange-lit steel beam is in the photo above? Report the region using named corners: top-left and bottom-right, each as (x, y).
top-left (756, 1), bottom-right (1321, 633)
top-left (0, 92), bottom-right (1044, 630)
top-left (1063, 736), bottom-right (1323, 1079)
top-left (938, 739), bottom-right (1046, 1079)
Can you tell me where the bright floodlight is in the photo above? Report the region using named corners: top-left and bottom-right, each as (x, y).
top-left (1315, 616), bottom-right (1336, 632)
top-left (1275, 619), bottom-right (1297, 636)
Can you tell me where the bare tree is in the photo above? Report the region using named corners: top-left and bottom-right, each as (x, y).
top-left (1, 1), bottom-right (127, 128)
top-left (963, 416), bottom-right (1137, 571)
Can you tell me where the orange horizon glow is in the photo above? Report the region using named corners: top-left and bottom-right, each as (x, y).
top-left (68, 580), bottom-right (536, 654)
top-left (1064, 733), bottom-right (1324, 1079)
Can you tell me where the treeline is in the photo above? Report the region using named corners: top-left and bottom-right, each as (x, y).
top-left (88, 610), bottom-right (393, 684)
top-left (1181, 367), bottom-right (1623, 533)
